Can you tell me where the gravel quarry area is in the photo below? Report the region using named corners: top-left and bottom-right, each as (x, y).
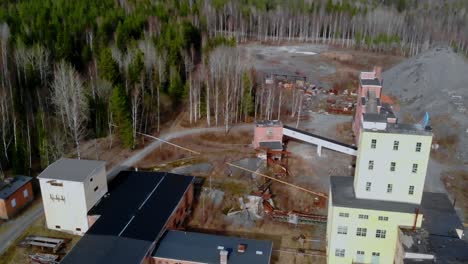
top-left (383, 47), bottom-right (468, 163)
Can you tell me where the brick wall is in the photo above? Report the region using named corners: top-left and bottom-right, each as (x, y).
top-left (0, 182), bottom-right (34, 220)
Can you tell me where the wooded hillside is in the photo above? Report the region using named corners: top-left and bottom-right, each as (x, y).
top-left (0, 0), bottom-right (466, 176)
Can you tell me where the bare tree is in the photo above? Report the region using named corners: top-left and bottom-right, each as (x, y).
top-left (51, 61), bottom-right (89, 159)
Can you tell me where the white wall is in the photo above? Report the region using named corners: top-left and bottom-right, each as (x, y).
top-left (39, 165), bottom-right (107, 235)
top-left (40, 179), bottom-right (89, 235)
top-left (353, 131), bottom-right (432, 204)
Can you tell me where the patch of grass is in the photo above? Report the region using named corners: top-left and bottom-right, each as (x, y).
top-left (0, 216), bottom-right (80, 264)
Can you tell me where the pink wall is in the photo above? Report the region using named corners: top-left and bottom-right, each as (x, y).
top-left (253, 126), bottom-right (283, 149)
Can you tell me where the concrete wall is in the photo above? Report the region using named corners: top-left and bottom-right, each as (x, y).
top-left (353, 130), bottom-right (432, 204)
top-left (327, 205), bottom-right (422, 264)
top-left (0, 182), bottom-right (34, 220)
top-left (82, 166), bottom-right (107, 211)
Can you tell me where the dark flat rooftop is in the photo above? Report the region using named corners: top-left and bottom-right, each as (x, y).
top-left (330, 176), bottom-right (419, 214)
top-left (61, 171), bottom-right (194, 264)
top-left (38, 158), bottom-right (105, 182)
top-left (0, 175), bottom-right (32, 200)
top-left (401, 196), bottom-right (468, 264)
top-left (259, 141), bottom-right (283, 150)
top-left (360, 78), bottom-right (381, 86)
top-left (153, 230), bottom-right (273, 264)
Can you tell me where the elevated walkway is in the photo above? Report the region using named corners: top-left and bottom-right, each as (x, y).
top-left (283, 125), bottom-right (357, 156)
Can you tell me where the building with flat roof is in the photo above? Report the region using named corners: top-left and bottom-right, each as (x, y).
top-left (61, 171), bottom-right (195, 264)
top-left (152, 230), bottom-right (273, 264)
top-left (0, 175), bottom-right (34, 220)
top-left (326, 67), bottom-right (443, 264)
top-left (38, 158), bottom-right (107, 235)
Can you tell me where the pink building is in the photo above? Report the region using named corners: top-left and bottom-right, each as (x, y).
top-left (352, 67), bottom-right (397, 143)
top-left (253, 120), bottom-right (284, 159)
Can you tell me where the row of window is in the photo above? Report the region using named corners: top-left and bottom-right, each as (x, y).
top-left (338, 226), bottom-right (387, 239)
top-left (366, 182), bottom-right (415, 195)
top-left (368, 160), bottom-right (419, 173)
top-left (371, 139), bottom-right (422, 152)
top-left (335, 248), bottom-right (380, 258)
top-left (338, 212), bottom-right (389, 221)
top-left (10, 189), bottom-right (29, 208)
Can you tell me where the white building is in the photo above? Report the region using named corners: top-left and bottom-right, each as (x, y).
top-left (38, 158), bottom-right (107, 235)
top-left (326, 68), bottom-right (433, 264)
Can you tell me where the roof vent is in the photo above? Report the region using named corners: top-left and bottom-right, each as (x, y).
top-left (220, 249), bottom-right (228, 264)
top-left (217, 246), bottom-right (224, 250)
top-left (256, 251), bottom-right (263, 255)
top-left (237, 244), bottom-right (246, 253)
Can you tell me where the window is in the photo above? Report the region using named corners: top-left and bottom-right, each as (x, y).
top-left (412, 164), bottom-right (418, 173)
top-left (50, 181), bottom-right (63, 187)
top-left (339, 212), bottom-right (349, 218)
top-left (76, 228), bottom-right (81, 231)
top-left (372, 252), bottom-right (381, 264)
top-left (356, 228), bottom-right (367, 237)
top-left (55, 225), bottom-right (61, 229)
top-left (376, 229), bottom-right (387, 238)
top-left (337, 226), bottom-right (348, 235)
top-left (90, 177), bottom-right (93, 182)
top-left (23, 189), bottom-right (29, 198)
top-left (390, 162), bottom-right (396, 172)
top-left (358, 214), bottom-right (369, 219)
top-left (335, 248), bottom-right (345, 257)
top-left (393, 140), bottom-right (399, 150)
top-left (366, 182), bottom-right (371, 191)
top-left (387, 184), bottom-right (393, 193)
top-left (368, 160), bottom-right (374, 170)
top-left (357, 251), bottom-right (365, 256)
top-left (409, 186), bottom-right (415, 195)
top-left (371, 139), bottom-right (377, 149)
top-left (94, 186), bottom-right (99, 192)
top-left (416, 142), bottom-right (422, 152)
top-left (356, 251), bottom-right (365, 262)
top-left (378, 216), bottom-right (389, 221)
top-left (11, 199), bottom-right (16, 208)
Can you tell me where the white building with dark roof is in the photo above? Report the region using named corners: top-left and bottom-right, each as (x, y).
top-left (38, 158), bottom-right (107, 235)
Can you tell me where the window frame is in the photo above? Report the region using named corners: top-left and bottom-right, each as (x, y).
top-left (11, 198), bottom-right (17, 208)
top-left (358, 214), bottom-right (369, 220)
top-left (368, 160), bottom-right (374, 170)
top-left (339, 212), bottom-right (349, 218)
top-left (412, 163), bottom-right (418, 173)
top-left (387, 184), bottom-right (393, 193)
top-left (371, 139), bottom-right (377, 149)
top-left (376, 229), bottom-right (387, 238)
top-left (393, 140), bottom-right (399, 150)
top-left (365, 182), bottom-right (371, 191)
top-left (337, 226), bottom-right (348, 235)
top-left (356, 227), bottom-right (367, 237)
top-left (378, 216), bottom-right (389, 221)
top-left (416, 142), bottom-right (422, 152)
top-left (23, 189), bottom-right (29, 198)
top-left (390, 162), bottom-right (396, 172)
top-left (409, 185), bottom-right (415, 195)
top-left (335, 248), bottom-right (345, 257)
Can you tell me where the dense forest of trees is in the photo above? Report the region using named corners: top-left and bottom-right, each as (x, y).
top-left (0, 0), bottom-right (466, 176)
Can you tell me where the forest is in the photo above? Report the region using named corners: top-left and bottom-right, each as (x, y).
top-left (0, 0), bottom-right (467, 176)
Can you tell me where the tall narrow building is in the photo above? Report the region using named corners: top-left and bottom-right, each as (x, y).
top-left (326, 68), bottom-right (433, 264)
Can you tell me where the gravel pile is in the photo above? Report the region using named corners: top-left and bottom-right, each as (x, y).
top-left (382, 47), bottom-right (468, 162)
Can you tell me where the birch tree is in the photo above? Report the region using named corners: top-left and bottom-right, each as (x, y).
top-left (51, 61), bottom-right (88, 159)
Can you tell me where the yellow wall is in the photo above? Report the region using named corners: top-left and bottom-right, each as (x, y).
top-left (354, 130), bottom-right (432, 204)
top-left (327, 203), bottom-right (422, 264)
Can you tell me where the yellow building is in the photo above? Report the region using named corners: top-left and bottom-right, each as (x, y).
top-left (326, 69), bottom-right (433, 264)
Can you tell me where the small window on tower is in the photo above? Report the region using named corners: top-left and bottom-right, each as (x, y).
top-left (368, 160), bottom-right (374, 170)
top-left (365, 182), bottom-right (371, 191)
top-left (387, 184), bottom-right (393, 193)
top-left (390, 162), bottom-right (396, 172)
top-left (393, 141), bottom-right (399, 150)
top-left (409, 186), bottom-right (415, 195)
top-left (371, 139), bottom-right (377, 149)
top-left (416, 142), bottom-right (422, 152)
top-left (412, 164), bottom-right (418, 173)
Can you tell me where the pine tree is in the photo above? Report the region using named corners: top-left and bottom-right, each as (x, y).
top-left (110, 85), bottom-right (133, 148)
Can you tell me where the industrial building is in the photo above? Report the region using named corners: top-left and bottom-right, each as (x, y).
top-left (0, 175), bottom-right (34, 220)
top-left (38, 158), bottom-right (107, 235)
top-left (326, 68), bottom-right (467, 263)
top-left (152, 230), bottom-right (273, 264)
top-left (61, 170), bottom-right (195, 264)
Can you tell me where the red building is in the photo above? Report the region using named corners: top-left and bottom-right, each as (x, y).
top-left (0, 176), bottom-right (34, 220)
